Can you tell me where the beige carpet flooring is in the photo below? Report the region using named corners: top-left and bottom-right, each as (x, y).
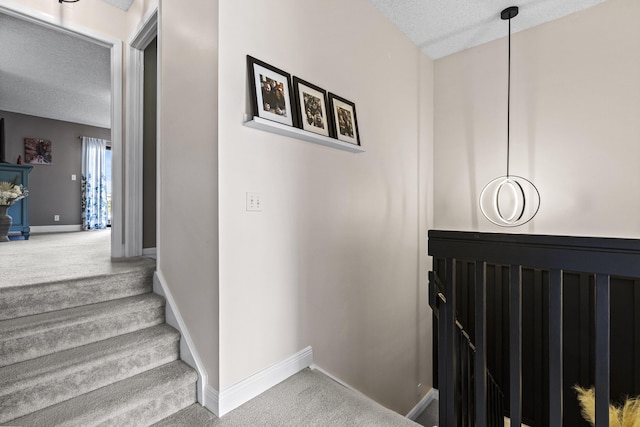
top-left (0, 230), bottom-right (154, 288)
top-left (0, 231), bottom-right (432, 426)
top-left (153, 368), bottom-right (421, 427)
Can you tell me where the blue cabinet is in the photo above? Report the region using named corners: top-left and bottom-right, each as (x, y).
top-left (0, 164), bottom-right (33, 239)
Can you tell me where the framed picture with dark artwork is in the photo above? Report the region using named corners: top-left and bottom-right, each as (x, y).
top-left (328, 93), bottom-right (360, 146)
top-left (247, 55), bottom-right (295, 127)
top-left (292, 77), bottom-right (330, 137)
top-left (24, 138), bottom-right (52, 165)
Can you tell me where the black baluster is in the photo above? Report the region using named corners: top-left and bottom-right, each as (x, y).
top-left (549, 269), bottom-right (563, 426)
top-left (476, 261), bottom-right (487, 427)
top-left (595, 274), bottom-right (610, 427)
top-left (509, 265), bottom-right (522, 426)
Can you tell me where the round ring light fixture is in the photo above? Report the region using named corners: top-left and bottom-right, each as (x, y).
top-left (480, 175), bottom-right (540, 227)
top-left (480, 6), bottom-right (540, 227)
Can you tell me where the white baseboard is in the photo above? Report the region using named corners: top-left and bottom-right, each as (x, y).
top-left (153, 271), bottom-right (312, 418)
top-left (30, 225), bottom-right (82, 233)
top-left (142, 247), bottom-right (156, 258)
top-left (310, 364), bottom-right (431, 421)
top-left (217, 346), bottom-right (313, 417)
top-left (406, 387), bottom-right (438, 420)
top-left (153, 271), bottom-right (208, 407)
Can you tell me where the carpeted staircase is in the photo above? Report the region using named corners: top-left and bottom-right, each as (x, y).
top-left (0, 262), bottom-right (198, 426)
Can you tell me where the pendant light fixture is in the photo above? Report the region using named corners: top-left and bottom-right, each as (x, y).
top-left (479, 6), bottom-right (540, 227)
top-left (59, 0), bottom-right (80, 3)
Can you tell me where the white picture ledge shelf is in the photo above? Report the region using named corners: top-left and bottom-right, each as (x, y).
top-left (243, 116), bottom-right (365, 153)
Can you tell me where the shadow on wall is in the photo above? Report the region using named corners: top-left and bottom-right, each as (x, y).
top-left (463, 85), bottom-right (479, 230)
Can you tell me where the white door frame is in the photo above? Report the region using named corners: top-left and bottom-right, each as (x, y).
top-left (125, 3), bottom-right (158, 257)
top-left (0, 0), bottom-right (125, 258)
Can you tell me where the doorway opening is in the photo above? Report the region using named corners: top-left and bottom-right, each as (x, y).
top-left (0, 2), bottom-right (125, 256)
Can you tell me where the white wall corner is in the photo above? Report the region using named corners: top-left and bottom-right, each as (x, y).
top-left (218, 346), bottom-right (313, 417)
top-left (406, 387), bottom-right (438, 420)
top-left (153, 271), bottom-right (209, 406)
top-left (204, 384), bottom-right (219, 417)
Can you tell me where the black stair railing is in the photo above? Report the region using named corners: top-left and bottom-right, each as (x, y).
top-left (428, 230), bottom-right (640, 427)
top-left (430, 269), bottom-right (504, 427)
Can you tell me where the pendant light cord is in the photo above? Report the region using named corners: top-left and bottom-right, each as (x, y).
top-left (506, 16), bottom-right (512, 177)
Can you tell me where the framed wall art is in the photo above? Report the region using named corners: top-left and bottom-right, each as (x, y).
top-left (292, 77), bottom-right (330, 137)
top-left (24, 138), bottom-right (52, 165)
top-left (247, 55), bottom-right (295, 127)
top-left (328, 93), bottom-right (360, 146)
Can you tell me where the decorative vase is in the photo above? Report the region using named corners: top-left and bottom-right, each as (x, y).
top-left (0, 205), bottom-right (12, 242)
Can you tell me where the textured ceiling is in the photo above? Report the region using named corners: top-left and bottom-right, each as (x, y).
top-left (0, 12), bottom-right (111, 128)
top-left (368, 0), bottom-right (607, 59)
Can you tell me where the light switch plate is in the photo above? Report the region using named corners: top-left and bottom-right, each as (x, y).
top-left (246, 192), bottom-right (262, 211)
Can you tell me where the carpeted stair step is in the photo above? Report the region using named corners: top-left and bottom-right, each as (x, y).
top-left (0, 264), bottom-right (155, 321)
top-left (152, 403), bottom-right (217, 426)
top-left (0, 293), bottom-right (165, 367)
top-left (6, 360), bottom-right (197, 427)
top-left (0, 324), bottom-right (180, 423)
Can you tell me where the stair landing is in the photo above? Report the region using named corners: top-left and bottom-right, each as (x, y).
top-left (0, 229), bottom-right (153, 288)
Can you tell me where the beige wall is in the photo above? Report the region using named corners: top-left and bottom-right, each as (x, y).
top-left (218, 0), bottom-right (433, 413)
top-left (434, 0), bottom-right (640, 238)
top-left (157, 0), bottom-right (220, 387)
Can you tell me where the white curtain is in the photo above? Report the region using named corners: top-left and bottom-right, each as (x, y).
top-left (81, 137), bottom-right (108, 230)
